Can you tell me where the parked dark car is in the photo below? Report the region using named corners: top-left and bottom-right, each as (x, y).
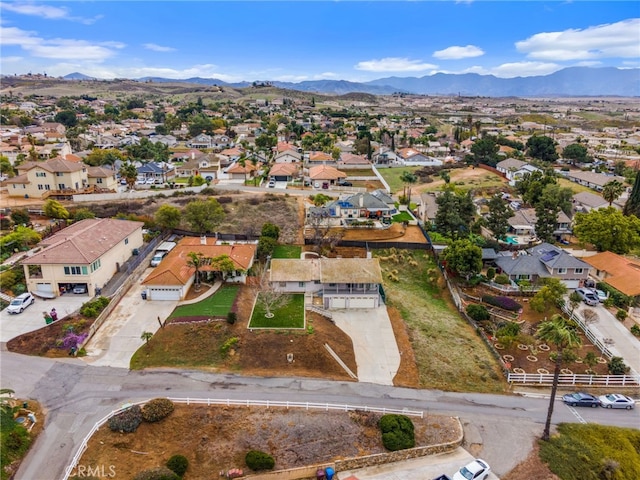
top-left (562, 392), bottom-right (600, 407)
top-left (337, 180), bottom-right (353, 186)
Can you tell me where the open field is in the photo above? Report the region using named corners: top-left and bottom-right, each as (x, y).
top-left (419, 168), bottom-right (506, 193)
top-left (376, 166), bottom-right (422, 193)
top-left (557, 177), bottom-right (598, 195)
top-left (375, 249), bottom-right (505, 393)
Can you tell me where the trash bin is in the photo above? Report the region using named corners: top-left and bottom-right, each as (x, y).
top-left (325, 467), bottom-right (335, 480)
top-left (141, 290), bottom-right (147, 300)
top-left (22, 402), bottom-right (28, 409)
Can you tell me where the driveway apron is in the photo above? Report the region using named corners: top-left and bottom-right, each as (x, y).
top-left (332, 307), bottom-right (400, 385)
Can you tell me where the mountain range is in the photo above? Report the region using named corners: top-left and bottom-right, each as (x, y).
top-left (64, 67), bottom-right (640, 97)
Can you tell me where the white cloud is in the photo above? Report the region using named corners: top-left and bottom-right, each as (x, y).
top-left (1, 2), bottom-right (102, 24)
top-left (516, 18), bottom-right (640, 61)
top-left (489, 62), bottom-right (563, 78)
top-left (0, 26), bottom-right (123, 62)
top-left (355, 57), bottom-right (437, 72)
top-left (0, 56), bottom-right (23, 63)
top-left (42, 64), bottom-right (243, 82)
top-left (433, 45), bottom-right (484, 60)
top-left (143, 43), bottom-right (176, 53)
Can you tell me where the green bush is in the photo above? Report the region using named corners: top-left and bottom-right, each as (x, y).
top-left (466, 304), bottom-right (490, 322)
top-left (133, 466), bottom-right (180, 480)
top-left (245, 450), bottom-right (275, 471)
top-left (497, 321), bottom-right (521, 337)
top-left (494, 273), bottom-right (510, 285)
top-left (79, 296), bottom-right (110, 318)
top-left (486, 267), bottom-right (496, 280)
top-left (608, 356), bottom-right (630, 375)
top-left (220, 337), bottom-right (239, 355)
top-left (142, 398), bottom-right (174, 423)
top-left (226, 311), bottom-right (237, 325)
top-left (596, 282), bottom-right (630, 309)
top-left (166, 454), bottom-right (188, 477)
top-left (378, 414), bottom-right (415, 451)
top-left (631, 324), bottom-right (640, 337)
top-left (108, 405), bottom-right (142, 433)
top-left (615, 309), bottom-right (627, 321)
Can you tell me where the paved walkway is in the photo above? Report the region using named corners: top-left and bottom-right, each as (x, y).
top-left (332, 307), bottom-right (401, 385)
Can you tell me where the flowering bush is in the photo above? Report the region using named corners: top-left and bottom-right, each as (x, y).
top-left (142, 398), bottom-right (175, 423)
top-left (482, 295), bottom-right (522, 312)
top-left (108, 405), bottom-right (142, 433)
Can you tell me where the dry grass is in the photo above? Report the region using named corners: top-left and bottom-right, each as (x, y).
top-left (376, 249), bottom-right (505, 393)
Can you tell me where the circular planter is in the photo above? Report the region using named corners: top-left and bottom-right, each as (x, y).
top-left (502, 354), bottom-right (514, 362)
top-left (517, 344), bottom-right (529, 351)
top-left (561, 368), bottom-right (573, 375)
top-left (526, 355), bottom-right (538, 362)
top-left (597, 357), bottom-right (608, 364)
top-left (494, 343), bottom-right (505, 350)
top-left (513, 368), bottom-right (526, 374)
top-left (537, 368), bottom-right (549, 374)
top-left (575, 358), bottom-right (583, 364)
top-left (538, 344), bottom-right (550, 351)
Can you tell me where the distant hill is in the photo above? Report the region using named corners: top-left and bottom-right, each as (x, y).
top-left (64, 67), bottom-right (639, 96)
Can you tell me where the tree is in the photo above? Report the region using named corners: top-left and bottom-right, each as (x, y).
top-left (261, 222), bottom-right (280, 240)
top-left (155, 204), bottom-right (181, 231)
top-left (534, 198), bottom-right (560, 244)
top-left (434, 190), bottom-right (475, 238)
top-left (43, 199), bottom-right (69, 219)
top-left (141, 331), bottom-right (153, 346)
top-left (568, 291), bottom-right (582, 315)
top-left (540, 183), bottom-right (573, 216)
top-left (562, 143), bottom-right (588, 164)
top-left (526, 135), bottom-right (558, 162)
top-left (400, 171), bottom-right (418, 205)
top-left (574, 207), bottom-right (640, 254)
top-left (536, 315), bottom-right (582, 441)
top-left (10, 209), bottom-right (30, 226)
top-left (486, 195), bottom-right (514, 241)
top-left (73, 208), bottom-right (95, 221)
top-left (184, 198), bottom-right (225, 234)
top-left (211, 254), bottom-right (239, 281)
top-left (119, 161), bottom-right (138, 190)
top-left (601, 180), bottom-right (625, 207)
top-left (470, 136), bottom-right (499, 167)
top-left (186, 251), bottom-right (204, 291)
top-left (515, 170), bottom-right (557, 206)
top-left (54, 110), bottom-right (77, 128)
top-left (442, 239), bottom-right (482, 280)
top-left (307, 210), bottom-right (343, 254)
top-left (530, 278), bottom-right (567, 315)
top-left (623, 173), bottom-right (640, 217)
top-left (253, 262), bottom-right (289, 318)
top-left (0, 156), bottom-right (15, 178)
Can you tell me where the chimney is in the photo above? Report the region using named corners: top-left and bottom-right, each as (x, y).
top-left (191, 152), bottom-right (195, 160)
top-left (359, 194), bottom-right (364, 208)
top-left (200, 235), bottom-right (207, 245)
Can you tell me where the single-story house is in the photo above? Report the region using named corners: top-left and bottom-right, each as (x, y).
top-left (274, 149), bottom-right (302, 164)
top-left (324, 192), bottom-right (396, 220)
top-left (308, 165), bottom-right (347, 185)
top-left (494, 242), bottom-right (590, 288)
top-left (269, 163), bottom-right (300, 182)
top-left (21, 218), bottom-right (144, 298)
top-left (142, 237), bottom-right (257, 301)
top-left (338, 153), bottom-right (370, 167)
top-left (582, 251), bottom-right (640, 299)
top-left (572, 191), bottom-right (612, 213)
top-left (566, 171), bottom-right (626, 192)
top-left (269, 257), bottom-right (383, 309)
top-left (496, 159), bottom-right (540, 186)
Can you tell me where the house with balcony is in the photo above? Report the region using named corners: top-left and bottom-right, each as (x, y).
top-left (21, 218), bottom-right (144, 298)
top-left (5, 157), bottom-right (90, 199)
top-left (269, 257), bottom-right (383, 309)
top-left (87, 166), bottom-right (118, 191)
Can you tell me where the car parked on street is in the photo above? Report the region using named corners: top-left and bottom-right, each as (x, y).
top-left (598, 393), bottom-right (635, 409)
top-left (562, 392), bottom-right (600, 407)
top-left (453, 459), bottom-right (490, 480)
top-left (6, 292), bottom-right (35, 314)
top-left (575, 288), bottom-right (599, 306)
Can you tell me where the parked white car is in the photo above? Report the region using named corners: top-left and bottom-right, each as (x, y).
top-left (6, 292), bottom-right (35, 314)
top-left (453, 459), bottom-right (491, 480)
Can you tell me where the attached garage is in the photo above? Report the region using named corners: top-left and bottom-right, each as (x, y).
top-left (326, 296), bottom-right (346, 309)
top-left (562, 280), bottom-right (580, 289)
top-left (325, 295), bottom-right (379, 310)
top-left (347, 296), bottom-right (378, 309)
top-left (147, 287), bottom-right (183, 301)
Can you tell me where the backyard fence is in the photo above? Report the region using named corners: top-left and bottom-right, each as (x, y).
top-left (507, 372), bottom-right (640, 387)
top-left (62, 398), bottom-right (423, 480)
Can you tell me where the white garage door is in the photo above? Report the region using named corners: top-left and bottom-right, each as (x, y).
top-left (328, 297), bottom-right (346, 309)
top-left (149, 287), bottom-right (182, 301)
top-left (348, 297), bottom-right (378, 309)
top-left (563, 280), bottom-right (580, 289)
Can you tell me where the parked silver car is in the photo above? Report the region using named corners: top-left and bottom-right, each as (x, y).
top-left (575, 288), bottom-right (599, 306)
top-left (598, 394), bottom-right (635, 410)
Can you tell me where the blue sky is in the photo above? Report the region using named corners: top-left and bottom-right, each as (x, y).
top-left (1, 1), bottom-right (638, 82)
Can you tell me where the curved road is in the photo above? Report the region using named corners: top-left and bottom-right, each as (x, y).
top-left (2, 351), bottom-right (637, 480)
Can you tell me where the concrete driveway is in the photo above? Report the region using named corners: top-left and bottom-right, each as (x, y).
top-left (82, 267), bottom-right (178, 368)
top-left (0, 293), bottom-right (87, 343)
top-left (332, 307), bottom-right (400, 385)
top-left (336, 446), bottom-right (499, 480)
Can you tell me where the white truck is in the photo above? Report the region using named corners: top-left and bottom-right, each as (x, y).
top-left (150, 241), bottom-right (177, 267)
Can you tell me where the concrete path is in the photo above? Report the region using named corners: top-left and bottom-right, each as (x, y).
top-left (332, 307), bottom-right (401, 385)
top-left (82, 268), bottom-right (178, 368)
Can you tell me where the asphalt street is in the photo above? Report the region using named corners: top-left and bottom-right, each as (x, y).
top-left (2, 351), bottom-right (638, 480)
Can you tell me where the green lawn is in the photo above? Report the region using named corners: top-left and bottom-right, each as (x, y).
top-left (169, 285), bottom-right (239, 318)
top-left (557, 177), bottom-right (597, 195)
top-left (377, 167), bottom-right (422, 193)
top-left (272, 245), bottom-right (302, 259)
top-left (391, 211), bottom-right (414, 223)
top-left (375, 249), bottom-right (504, 393)
top-left (249, 294), bottom-right (305, 328)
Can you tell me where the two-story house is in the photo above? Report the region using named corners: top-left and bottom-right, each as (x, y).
top-left (5, 157), bottom-right (89, 199)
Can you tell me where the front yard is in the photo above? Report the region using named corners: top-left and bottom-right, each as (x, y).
top-left (249, 294), bottom-right (305, 329)
top-left (169, 285), bottom-right (239, 320)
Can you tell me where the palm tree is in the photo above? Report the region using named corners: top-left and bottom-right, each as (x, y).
top-left (536, 315), bottom-right (582, 441)
top-left (186, 251), bottom-right (204, 292)
top-left (140, 331), bottom-right (153, 346)
top-left (602, 180), bottom-right (625, 206)
top-left (400, 171), bottom-right (418, 206)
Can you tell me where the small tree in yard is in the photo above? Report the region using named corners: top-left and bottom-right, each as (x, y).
top-left (141, 331), bottom-right (153, 346)
top-left (530, 278), bottom-right (567, 315)
top-left (608, 356), bottom-right (630, 375)
top-left (186, 251), bottom-right (204, 291)
top-left (254, 263), bottom-right (288, 318)
top-left (441, 238), bottom-right (482, 280)
top-left (568, 291), bottom-right (582, 315)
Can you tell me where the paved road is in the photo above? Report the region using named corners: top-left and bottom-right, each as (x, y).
top-left (2, 352), bottom-right (637, 480)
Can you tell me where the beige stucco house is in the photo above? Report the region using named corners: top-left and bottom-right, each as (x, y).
top-left (21, 218), bottom-right (144, 298)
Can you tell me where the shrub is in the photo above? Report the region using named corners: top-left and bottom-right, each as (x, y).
top-left (220, 337), bottom-right (239, 355)
top-left (482, 295), bottom-right (522, 312)
top-left (486, 267), bottom-right (496, 280)
top-left (494, 273), bottom-right (510, 285)
top-left (466, 304), bottom-right (490, 322)
top-left (608, 356), bottom-right (630, 375)
top-left (596, 282), bottom-right (630, 309)
top-left (378, 414), bottom-right (415, 451)
top-left (496, 321), bottom-right (521, 338)
top-left (108, 405), bottom-right (142, 433)
top-left (245, 450), bottom-right (275, 471)
top-left (166, 454), bottom-right (189, 477)
top-left (79, 296), bottom-right (110, 318)
top-left (142, 398), bottom-right (175, 423)
top-left (227, 311), bottom-right (237, 325)
top-left (615, 309), bottom-right (627, 321)
top-left (631, 325), bottom-right (640, 337)
top-left (133, 466), bottom-right (180, 480)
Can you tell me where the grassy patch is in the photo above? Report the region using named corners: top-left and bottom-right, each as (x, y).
top-left (420, 169), bottom-right (505, 193)
top-left (272, 245), bottom-right (302, 259)
top-left (249, 294), bottom-right (305, 329)
top-left (391, 211), bottom-right (414, 223)
top-left (557, 177), bottom-right (597, 195)
top-left (130, 322), bottom-right (237, 369)
top-left (169, 285), bottom-right (239, 318)
top-left (539, 423), bottom-right (640, 480)
top-left (377, 167), bottom-right (423, 193)
top-left (342, 168), bottom-right (375, 176)
top-left (375, 248), bottom-right (504, 393)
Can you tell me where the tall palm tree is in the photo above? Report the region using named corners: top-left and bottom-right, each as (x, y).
top-left (400, 171), bottom-right (418, 206)
top-left (186, 251), bottom-right (204, 292)
top-left (536, 315), bottom-right (582, 441)
top-left (602, 180), bottom-right (625, 206)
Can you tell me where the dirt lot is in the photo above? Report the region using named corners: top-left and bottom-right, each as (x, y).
top-left (77, 405), bottom-right (461, 479)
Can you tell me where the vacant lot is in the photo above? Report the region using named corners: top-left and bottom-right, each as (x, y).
top-left (419, 167), bottom-right (506, 193)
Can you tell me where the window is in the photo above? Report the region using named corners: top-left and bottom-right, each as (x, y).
top-left (279, 282), bottom-right (286, 287)
top-left (90, 259), bottom-right (101, 272)
top-left (298, 282), bottom-right (305, 288)
top-left (64, 266), bottom-right (88, 275)
top-left (36, 172), bottom-right (46, 177)
top-left (38, 185), bottom-right (44, 190)
top-left (517, 274), bottom-right (530, 280)
top-left (56, 172), bottom-right (64, 177)
top-left (575, 268), bottom-right (583, 274)
top-left (96, 178), bottom-right (103, 184)
top-left (58, 184), bottom-right (66, 190)
top-left (124, 238), bottom-right (129, 245)
top-left (557, 268), bottom-right (567, 274)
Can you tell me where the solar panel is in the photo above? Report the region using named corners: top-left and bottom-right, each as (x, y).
top-left (541, 251), bottom-right (559, 262)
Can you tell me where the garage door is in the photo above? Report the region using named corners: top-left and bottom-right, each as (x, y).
top-left (328, 297), bottom-right (346, 309)
top-left (149, 287), bottom-right (182, 301)
top-left (348, 297), bottom-right (378, 309)
top-left (563, 280), bottom-right (580, 289)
